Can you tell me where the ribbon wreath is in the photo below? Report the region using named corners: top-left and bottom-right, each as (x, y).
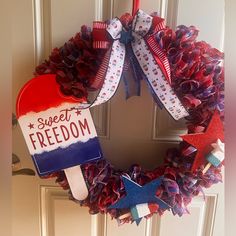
top-left (80, 10), bottom-right (189, 120)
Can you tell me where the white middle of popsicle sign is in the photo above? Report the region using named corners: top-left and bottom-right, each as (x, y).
top-left (16, 74), bottom-right (103, 200)
top-left (18, 104), bottom-right (102, 175)
top-left (23, 107), bottom-right (93, 151)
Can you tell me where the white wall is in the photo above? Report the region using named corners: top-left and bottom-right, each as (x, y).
top-left (225, 0), bottom-right (236, 234)
top-left (177, 0), bottom-right (224, 50)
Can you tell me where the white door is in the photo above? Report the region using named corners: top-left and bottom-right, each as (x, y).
top-left (12, 1), bottom-right (224, 236)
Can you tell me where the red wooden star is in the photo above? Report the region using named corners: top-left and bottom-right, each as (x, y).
top-left (181, 111), bottom-right (224, 171)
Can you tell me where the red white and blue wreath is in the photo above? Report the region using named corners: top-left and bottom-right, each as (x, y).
top-left (16, 3), bottom-right (224, 226)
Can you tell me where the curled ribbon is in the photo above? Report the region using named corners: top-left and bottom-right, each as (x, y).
top-left (81, 10), bottom-right (189, 120)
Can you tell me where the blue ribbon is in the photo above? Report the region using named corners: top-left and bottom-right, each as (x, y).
top-left (122, 44), bottom-right (164, 109)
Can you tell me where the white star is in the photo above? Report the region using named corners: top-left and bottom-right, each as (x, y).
top-left (211, 139), bottom-right (224, 152)
top-left (211, 139), bottom-right (224, 162)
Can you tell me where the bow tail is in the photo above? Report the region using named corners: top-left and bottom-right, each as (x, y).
top-left (131, 38), bottom-right (189, 120)
top-left (123, 47), bottom-right (165, 110)
top-left (122, 63), bottom-right (140, 99)
top-left (122, 46), bottom-right (143, 99)
top-left (91, 40), bottom-right (126, 107)
top-left (79, 40), bottom-right (126, 109)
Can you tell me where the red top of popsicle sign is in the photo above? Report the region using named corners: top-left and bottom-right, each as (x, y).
top-left (16, 74), bottom-right (85, 118)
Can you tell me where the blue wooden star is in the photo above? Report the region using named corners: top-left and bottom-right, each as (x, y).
top-left (109, 175), bottom-right (170, 211)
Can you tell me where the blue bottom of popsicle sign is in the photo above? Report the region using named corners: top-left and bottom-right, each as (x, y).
top-left (33, 137), bottom-right (103, 176)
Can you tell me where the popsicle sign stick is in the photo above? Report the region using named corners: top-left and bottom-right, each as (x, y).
top-left (64, 166), bottom-right (88, 200)
top-left (16, 74), bottom-right (103, 200)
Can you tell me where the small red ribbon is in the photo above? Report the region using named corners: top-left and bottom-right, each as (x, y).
top-left (92, 22), bottom-right (109, 49)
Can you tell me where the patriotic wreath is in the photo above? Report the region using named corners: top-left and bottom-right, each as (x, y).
top-left (34, 8), bottom-right (224, 225)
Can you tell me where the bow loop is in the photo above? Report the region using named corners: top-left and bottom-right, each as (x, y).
top-left (132, 10), bottom-right (153, 37)
top-left (107, 18), bottom-right (123, 40)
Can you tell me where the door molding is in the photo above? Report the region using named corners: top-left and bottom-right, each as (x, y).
top-left (165, 0), bottom-right (179, 28)
top-left (152, 104), bottom-right (186, 142)
top-left (39, 186), bottom-right (158, 236)
top-left (40, 186), bottom-right (105, 236)
top-left (40, 186), bottom-right (218, 236)
top-left (33, 0), bottom-right (52, 65)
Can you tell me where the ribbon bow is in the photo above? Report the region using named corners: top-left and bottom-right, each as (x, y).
top-left (83, 10), bottom-right (189, 120)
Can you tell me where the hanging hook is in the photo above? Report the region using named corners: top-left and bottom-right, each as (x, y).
top-left (132, 0), bottom-right (140, 16)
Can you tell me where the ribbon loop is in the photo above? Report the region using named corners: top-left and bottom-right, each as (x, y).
top-left (132, 10), bottom-right (153, 37)
top-left (107, 18), bottom-right (123, 39)
top-left (92, 22), bottom-right (109, 49)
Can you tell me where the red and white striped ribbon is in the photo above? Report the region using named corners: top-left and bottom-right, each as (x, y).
top-left (147, 36), bottom-right (171, 84)
top-left (92, 22), bottom-right (109, 49)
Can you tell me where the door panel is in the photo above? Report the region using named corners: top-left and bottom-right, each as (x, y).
top-left (40, 186), bottom-right (92, 236)
top-left (159, 195), bottom-right (218, 236)
top-left (50, 0), bottom-right (95, 47)
top-left (12, 1), bottom-right (224, 236)
top-left (177, 0), bottom-right (224, 50)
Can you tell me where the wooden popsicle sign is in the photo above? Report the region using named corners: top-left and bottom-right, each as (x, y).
top-left (64, 166), bottom-right (89, 200)
top-left (16, 74), bottom-right (103, 200)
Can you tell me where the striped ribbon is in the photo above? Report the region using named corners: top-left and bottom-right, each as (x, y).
top-left (92, 22), bottom-right (109, 49)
